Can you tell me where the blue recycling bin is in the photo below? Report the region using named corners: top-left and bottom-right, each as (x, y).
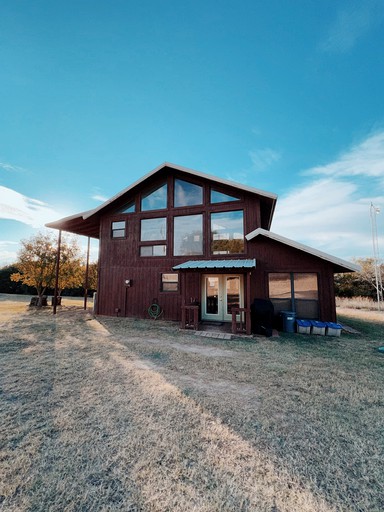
top-left (280, 311), bottom-right (296, 333)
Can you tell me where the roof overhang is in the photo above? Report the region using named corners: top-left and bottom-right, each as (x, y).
top-left (83, 162), bottom-right (277, 220)
top-left (46, 162), bottom-right (278, 237)
top-left (245, 228), bottom-right (360, 273)
top-left (45, 209), bottom-right (100, 238)
top-left (173, 259), bottom-right (256, 270)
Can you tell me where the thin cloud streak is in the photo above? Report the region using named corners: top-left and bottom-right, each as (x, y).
top-left (0, 161), bottom-right (25, 173)
top-left (0, 186), bottom-right (60, 228)
top-left (249, 148), bottom-right (280, 172)
top-left (306, 131), bottom-right (384, 180)
top-left (320, 0), bottom-right (383, 53)
top-left (92, 194), bottom-right (108, 203)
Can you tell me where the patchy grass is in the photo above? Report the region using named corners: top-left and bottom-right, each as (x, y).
top-left (0, 302), bottom-right (383, 511)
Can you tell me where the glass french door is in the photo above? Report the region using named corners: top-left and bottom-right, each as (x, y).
top-left (202, 275), bottom-right (243, 321)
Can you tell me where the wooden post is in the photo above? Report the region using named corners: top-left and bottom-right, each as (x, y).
top-left (84, 236), bottom-right (90, 310)
top-left (246, 271), bottom-right (251, 335)
top-left (53, 230), bottom-right (62, 315)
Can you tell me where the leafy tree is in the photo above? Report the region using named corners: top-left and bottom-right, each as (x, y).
top-left (85, 261), bottom-right (98, 291)
top-left (0, 265), bottom-right (35, 294)
top-left (11, 232), bottom-right (84, 306)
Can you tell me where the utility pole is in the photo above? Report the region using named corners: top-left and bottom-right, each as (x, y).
top-left (370, 203), bottom-right (383, 310)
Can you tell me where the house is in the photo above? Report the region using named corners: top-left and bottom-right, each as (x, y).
top-left (46, 162), bottom-right (358, 333)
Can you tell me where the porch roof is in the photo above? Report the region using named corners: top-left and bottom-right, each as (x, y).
top-left (173, 259), bottom-right (256, 270)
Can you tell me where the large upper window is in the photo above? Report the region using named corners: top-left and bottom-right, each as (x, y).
top-left (174, 179), bottom-right (203, 207)
top-left (141, 183), bottom-right (167, 211)
top-left (111, 221), bottom-right (125, 238)
top-left (174, 214), bottom-right (203, 256)
top-left (211, 210), bottom-right (244, 254)
top-left (140, 217), bottom-right (167, 241)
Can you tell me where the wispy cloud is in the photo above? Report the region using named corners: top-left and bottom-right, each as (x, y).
top-left (91, 187), bottom-right (108, 203)
top-left (305, 131), bottom-right (384, 180)
top-left (249, 148), bottom-right (281, 172)
top-left (272, 132), bottom-right (384, 259)
top-left (0, 186), bottom-right (59, 228)
top-left (320, 0), bottom-right (383, 53)
top-left (0, 241), bottom-right (19, 266)
top-left (0, 161), bottom-right (25, 173)
top-left (92, 194), bottom-right (108, 203)
top-left (226, 146), bottom-right (281, 184)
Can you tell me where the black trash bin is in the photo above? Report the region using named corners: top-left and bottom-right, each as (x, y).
top-left (280, 311), bottom-right (296, 333)
top-left (251, 299), bottom-right (274, 337)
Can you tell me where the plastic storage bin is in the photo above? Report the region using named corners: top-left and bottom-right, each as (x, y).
top-left (296, 319), bottom-right (312, 334)
top-left (280, 311), bottom-right (296, 333)
top-left (310, 320), bottom-right (326, 335)
top-left (326, 322), bottom-right (342, 337)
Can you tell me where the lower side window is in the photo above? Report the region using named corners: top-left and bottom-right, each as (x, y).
top-left (140, 245), bottom-right (166, 257)
top-left (111, 221), bottom-right (126, 238)
top-left (161, 273), bottom-right (179, 291)
top-left (268, 272), bottom-right (319, 318)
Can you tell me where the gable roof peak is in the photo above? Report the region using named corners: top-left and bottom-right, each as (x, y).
top-left (83, 161), bottom-right (277, 220)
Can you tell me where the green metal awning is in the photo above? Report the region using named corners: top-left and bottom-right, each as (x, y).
top-left (173, 259), bottom-right (256, 270)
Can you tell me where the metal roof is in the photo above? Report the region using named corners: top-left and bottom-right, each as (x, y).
top-left (83, 162), bottom-right (277, 220)
top-left (173, 259), bottom-right (256, 270)
top-left (245, 228), bottom-right (360, 273)
top-left (45, 209), bottom-right (100, 238)
top-left (46, 162), bottom-right (277, 237)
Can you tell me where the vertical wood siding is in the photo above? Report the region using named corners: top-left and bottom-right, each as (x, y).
top-left (96, 169), bottom-right (337, 323)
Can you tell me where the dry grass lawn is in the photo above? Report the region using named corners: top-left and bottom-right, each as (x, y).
top-left (0, 297), bottom-right (383, 511)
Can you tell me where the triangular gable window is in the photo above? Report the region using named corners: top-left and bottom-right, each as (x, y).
top-left (211, 189), bottom-right (239, 204)
top-left (119, 201), bottom-right (135, 213)
top-left (141, 183), bottom-right (167, 211)
top-left (174, 179), bottom-right (203, 207)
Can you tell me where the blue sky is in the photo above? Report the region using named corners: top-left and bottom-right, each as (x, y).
top-left (1, 0), bottom-right (384, 266)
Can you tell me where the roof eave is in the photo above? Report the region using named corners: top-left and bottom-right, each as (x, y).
top-left (83, 162), bottom-right (278, 220)
top-left (246, 228), bottom-right (360, 273)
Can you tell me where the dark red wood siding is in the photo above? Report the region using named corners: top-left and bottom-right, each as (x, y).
top-left (246, 237), bottom-right (337, 322)
top-left (96, 169), bottom-right (337, 323)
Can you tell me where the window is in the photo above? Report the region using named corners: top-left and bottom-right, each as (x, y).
top-left (268, 273), bottom-right (291, 299)
top-left (211, 210), bottom-right (244, 254)
top-left (174, 214), bottom-right (203, 256)
top-left (210, 189), bottom-right (239, 204)
top-left (120, 201), bottom-right (135, 213)
top-left (140, 245), bottom-right (166, 257)
top-left (141, 183), bottom-right (167, 211)
top-left (140, 217), bottom-right (167, 241)
top-left (174, 179), bottom-right (203, 207)
top-left (111, 221), bottom-right (125, 238)
top-left (161, 273), bottom-right (179, 291)
top-left (268, 273), bottom-right (319, 318)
